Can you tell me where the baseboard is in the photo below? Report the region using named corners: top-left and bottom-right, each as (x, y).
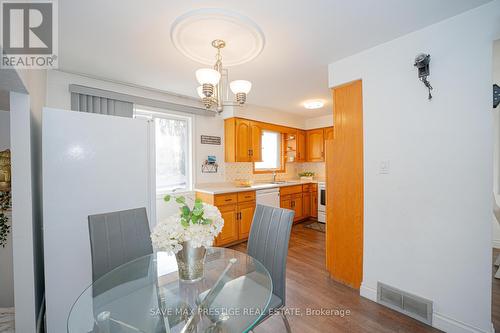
top-left (359, 283), bottom-right (377, 302)
top-left (433, 313), bottom-right (494, 333)
top-left (360, 283), bottom-right (494, 333)
top-left (493, 239), bottom-right (500, 249)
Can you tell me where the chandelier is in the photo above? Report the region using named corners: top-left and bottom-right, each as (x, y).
top-left (195, 39), bottom-right (252, 112)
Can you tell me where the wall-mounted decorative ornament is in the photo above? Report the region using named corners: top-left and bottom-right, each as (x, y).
top-left (414, 53), bottom-right (433, 100)
top-left (0, 149), bottom-right (11, 191)
top-left (494, 84), bottom-right (500, 108)
top-left (201, 135), bottom-right (221, 145)
top-left (0, 150), bottom-right (11, 247)
top-left (202, 156), bottom-right (218, 173)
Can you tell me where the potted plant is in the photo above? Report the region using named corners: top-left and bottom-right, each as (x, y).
top-left (151, 195), bottom-right (224, 281)
top-left (298, 171), bottom-right (315, 181)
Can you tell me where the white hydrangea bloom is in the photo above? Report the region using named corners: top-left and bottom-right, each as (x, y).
top-left (150, 202), bottom-right (224, 254)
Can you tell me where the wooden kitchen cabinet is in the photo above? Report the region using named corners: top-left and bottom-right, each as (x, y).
top-left (216, 204), bottom-right (239, 245)
top-left (280, 185), bottom-right (305, 223)
top-left (224, 118), bottom-right (262, 162)
top-left (324, 126), bottom-right (334, 140)
top-left (238, 201), bottom-right (256, 239)
top-left (311, 191), bottom-right (318, 218)
top-left (196, 190), bottom-right (256, 247)
top-left (303, 192), bottom-right (311, 217)
top-left (292, 193), bottom-right (303, 222)
top-left (250, 122), bottom-right (262, 162)
top-left (296, 130), bottom-right (307, 162)
top-left (306, 128), bottom-right (325, 162)
top-left (280, 194), bottom-right (293, 210)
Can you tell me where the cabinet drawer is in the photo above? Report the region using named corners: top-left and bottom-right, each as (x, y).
top-left (302, 183), bottom-right (317, 192)
top-left (280, 185), bottom-right (303, 196)
top-left (237, 191), bottom-right (256, 203)
top-left (214, 193), bottom-right (238, 206)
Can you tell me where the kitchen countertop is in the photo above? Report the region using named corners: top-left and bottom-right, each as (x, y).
top-left (194, 179), bottom-right (324, 195)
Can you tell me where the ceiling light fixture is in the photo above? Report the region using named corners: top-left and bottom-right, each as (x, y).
top-left (304, 100), bottom-right (324, 109)
top-left (196, 39), bottom-right (252, 112)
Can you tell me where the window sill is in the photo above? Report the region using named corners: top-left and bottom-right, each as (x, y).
top-left (156, 189), bottom-right (193, 199)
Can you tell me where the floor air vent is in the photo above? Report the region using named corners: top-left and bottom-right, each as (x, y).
top-left (377, 282), bottom-right (433, 325)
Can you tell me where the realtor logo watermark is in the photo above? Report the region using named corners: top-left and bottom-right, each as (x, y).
top-left (1, 0), bottom-right (58, 68)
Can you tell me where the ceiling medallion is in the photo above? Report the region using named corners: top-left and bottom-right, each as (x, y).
top-left (171, 8), bottom-right (264, 112)
top-left (170, 8), bottom-right (265, 66)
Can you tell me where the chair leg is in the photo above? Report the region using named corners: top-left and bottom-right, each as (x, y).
top-left (280, 310), bottom-right (292, 333)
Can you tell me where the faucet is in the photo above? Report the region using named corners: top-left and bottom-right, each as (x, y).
top-left (272, 171), bottom-right (277, 183)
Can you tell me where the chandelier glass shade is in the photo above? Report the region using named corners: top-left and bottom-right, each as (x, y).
top-left (195, 40), bottom-right (252, 112)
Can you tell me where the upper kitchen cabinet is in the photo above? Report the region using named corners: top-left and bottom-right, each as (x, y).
top-left (325, 126), bottom-right (334, 140)
top-left (296, 130), bottom-right (307, 162)
top-left (224, 118), bottom-right (262, 162)
top-left (306, 128), bottom-right (324, 162)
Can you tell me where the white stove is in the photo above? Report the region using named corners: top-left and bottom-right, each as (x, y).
top-left (318, 182), bottom-right (326, 223)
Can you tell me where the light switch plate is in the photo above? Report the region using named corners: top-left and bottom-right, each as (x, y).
top-left (379, 160), bottom-right (390, 174)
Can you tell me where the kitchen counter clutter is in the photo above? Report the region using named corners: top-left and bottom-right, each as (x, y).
top-left (196, 180), bottom-right (319, 246)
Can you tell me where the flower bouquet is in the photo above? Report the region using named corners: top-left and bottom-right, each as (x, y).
top-left (151, 195), bottom-right (224, 281)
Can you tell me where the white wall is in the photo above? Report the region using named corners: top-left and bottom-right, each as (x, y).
top-left (304, 114), bottom-right (333, 130)
top-left (15, 69), bottom-right (47, 333)
top-left (493, 40), bottom-right (500, 249)
top-left (0, 111), bottom-right (9, 149)
top-left (328, 2), bottom-right (500, 333)
top-left (234, 104), bottom-right (306, 129)
top-left (9, 92), bottom-right (37, 333)
top-left (0, 110), bottom-right (14, 308)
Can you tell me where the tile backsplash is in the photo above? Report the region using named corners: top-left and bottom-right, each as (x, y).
top-left (224, 162), bottom-right (325, 182)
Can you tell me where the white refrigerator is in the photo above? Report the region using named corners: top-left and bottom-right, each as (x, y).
top-left (42, 107), bottom-right (155, 333)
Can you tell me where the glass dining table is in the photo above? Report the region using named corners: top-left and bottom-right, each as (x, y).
top-left (67, 247), bottom-right (273, 333)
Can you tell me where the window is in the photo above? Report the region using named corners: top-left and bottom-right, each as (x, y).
top-left (135, 108), bottom-right (193, 194)
top-left (255, 130), bottom-right (282, 172)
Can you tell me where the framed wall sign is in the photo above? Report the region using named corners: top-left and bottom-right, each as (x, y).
top-left (201, 135), bottom-right (221, 145)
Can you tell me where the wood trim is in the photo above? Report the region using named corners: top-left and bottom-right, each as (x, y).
top-left (224, 118), bottom-right (236, 162)
top-left (252, 129), bottom-right (286, 174)
top-left (326, 79), bottom-right (363, 289)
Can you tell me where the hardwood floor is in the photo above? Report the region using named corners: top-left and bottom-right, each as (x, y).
top-left (231, 222), bottom-right (442, 333)
top-left (493, 248), bottom-right (500, 332)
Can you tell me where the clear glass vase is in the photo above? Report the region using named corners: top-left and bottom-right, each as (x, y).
top-left (175, 241), bottom-right (207, 282)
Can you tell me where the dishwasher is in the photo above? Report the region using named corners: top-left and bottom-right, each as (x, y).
top-left (256, 188), bottom-right (280, 208)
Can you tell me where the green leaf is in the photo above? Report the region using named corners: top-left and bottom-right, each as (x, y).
top-left (192, 207), bottom-right (203, 217)
top-left (194, 199), bottom-right (203, 209)
top-left (181, 205), bottom-right (191, 218)
top-left (202, 218), bottom-right (212, 225)
top-left (180, 218), bottom-right (189, 228)
top-left (175, 196), bottom-right (186, 204)
top-left (191, 215), bottom-right (200, 224)
top-left (164, 195), bottom-right (171, 202)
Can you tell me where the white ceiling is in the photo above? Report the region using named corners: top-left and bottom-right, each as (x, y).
top-left (58, 0), bottom-right (490, 118)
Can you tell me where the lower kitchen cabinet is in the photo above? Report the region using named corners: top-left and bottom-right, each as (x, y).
top-left (303, 192), bottom-right (311, 217)
top-left (292, 193), bottom-right (303, 222)
top-left (216, 204), bottom-right (239, 245)
top-left (196, 191), bottom-right (256, 247)
top-left (311, 191), bottom-right (318, 218)
top-left (280, 183), bottom-right (318, 222)
top-left (238, 201), bottom-right (256, 239)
